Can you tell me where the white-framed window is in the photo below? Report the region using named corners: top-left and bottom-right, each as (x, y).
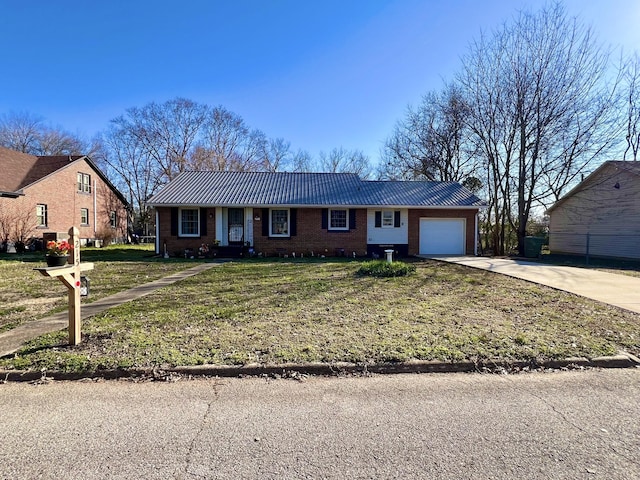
top-left (110, 211), bottom-right (117, 229)
top-left (80, 208), bottom-right (89, 226)
top-left (270, 209), bottom-right (289, 237)
top-left (179, 208), bottom-right (200, 237)
top-left (329, 209), bottom-right (348, 230)
top-left (77, 173), bottom-right (91, 193)
top-left (36, 204), bottom-right (47, 227)
top-left (382, 210), bottom-right (394, 228)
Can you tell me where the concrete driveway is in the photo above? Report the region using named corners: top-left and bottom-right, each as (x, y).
top-left (428, 256), bottom-right (640, 314)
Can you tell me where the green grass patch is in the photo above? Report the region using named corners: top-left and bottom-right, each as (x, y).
top-left (357, 260), bottom-right (416, 277)
top-left (0, 245), bottom-right (198, 332)
top-left (1, 259), bottom-right (638, 373)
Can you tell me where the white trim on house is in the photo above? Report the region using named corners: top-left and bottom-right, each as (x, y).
top-left (215, 207), bottom-right (224, 245)
top-left (178, 207), bottom-right (200, 237)
top-left (328, 208), bottom-right (349, 231)
top-left (269, 208), bottom-right (290, 237)
top-left (245, 207), bottom-right (254, 245)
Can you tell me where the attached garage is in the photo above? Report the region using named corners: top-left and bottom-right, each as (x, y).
top-left (419, 218), bottom-right (465, 255)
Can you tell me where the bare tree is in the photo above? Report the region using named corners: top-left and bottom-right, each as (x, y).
top-left (101, 98), bottom-right (282, 233)
top-left (458, 2), bottom-right (620, 255)
top-left (623, 52), bottom-right (640, 161)
top-left (100, 125), bottom-right (163, 236)
top-left (318, 147), bottom-right (372, 178)
top-left (291, 149), bottom-right (314, 172)
top-left (193, 106), bottom-right (267, 171)
top-left (0, 200), bottom-right (35, 251)
top-left (263, 138), bottom-right (291, 172)
top-left (381, 84), bottom-right (479, 183)
top-left (0, 111), bottom-right (43, 153)
top-left (0, 111), bottom-right (89, 155)
top-left (109, 98), bottom-right (209, 181)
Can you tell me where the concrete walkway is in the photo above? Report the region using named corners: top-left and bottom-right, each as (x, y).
top-left (427, 256), bottom-right (640, 314)
top-left (0, 262), bottom-right (223, 358)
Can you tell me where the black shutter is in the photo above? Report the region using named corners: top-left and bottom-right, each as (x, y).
top-left (171, 208), bottom-right (178, 236)
top-left (375, 211), bottom-right (381, 228)
top-left (394, 211), bottom-right (401, 228)
top-left (290, 209), bottom-right (297, 236)
top-left (262, 208), bottom-right (269, 237)
top-left (349, 209), bottom-right (356, 230)
top-left (200, 208), bottom-right (207, 236)
top-left (321, 209), bottom-right (328, 229)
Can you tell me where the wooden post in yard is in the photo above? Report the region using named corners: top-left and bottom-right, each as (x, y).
top-left (34, 226), bottom-right (94, 346)
top-left (68, 226), bottom-right (82, 344)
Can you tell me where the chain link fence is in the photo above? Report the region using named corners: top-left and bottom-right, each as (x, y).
top-left (549, 232), bottom-right (640, 263)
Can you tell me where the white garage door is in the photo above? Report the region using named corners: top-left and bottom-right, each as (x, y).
top-left (419, 218), bottom-right (465, 255)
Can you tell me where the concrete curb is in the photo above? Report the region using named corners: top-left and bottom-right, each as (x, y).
top-left (2, 352), bottom-right (638, 382)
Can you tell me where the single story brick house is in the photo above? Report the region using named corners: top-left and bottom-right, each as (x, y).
top-left (148, 171), bottom-right (484, 258)
top-left (547, 161), bottom-right (640, 260)
top-left (0, 146), bottom-right (128, 247)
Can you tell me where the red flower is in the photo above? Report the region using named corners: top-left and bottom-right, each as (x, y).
top-left (46, 240), bottom-right (73, 256)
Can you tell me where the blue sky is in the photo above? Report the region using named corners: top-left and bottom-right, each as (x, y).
top-left (1, 0), bottom-right (639, 164)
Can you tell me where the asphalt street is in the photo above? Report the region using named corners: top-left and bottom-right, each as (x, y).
top-left (1, 369), bottom-right (639, 479)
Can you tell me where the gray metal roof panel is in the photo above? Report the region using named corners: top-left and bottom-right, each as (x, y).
top-left (147, 171), bottom-right (485, 207)
top-left (361, 180), bottom-right (484, 207)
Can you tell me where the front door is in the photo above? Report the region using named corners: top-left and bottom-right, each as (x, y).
top-left (228, 208), bottom-right (244, 245)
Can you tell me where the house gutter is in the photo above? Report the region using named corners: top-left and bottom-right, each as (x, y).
top-left (474, 212), bottom-right (479, 256)
top-left (0, 191), bottom-right (23, 198)
top-left (147, 203), bottom-right (486, 210)
top-left (155, 210), bottom-right (160, 255)
top-left (93, 179), bottom-right (97, 236)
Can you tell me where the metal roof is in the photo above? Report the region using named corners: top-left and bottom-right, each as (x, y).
top-left (147, 171), bottom-right (485, 208)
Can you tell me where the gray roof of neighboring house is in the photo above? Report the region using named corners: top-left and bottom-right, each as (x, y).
top-left (147, 171), bottom-right (485, 208)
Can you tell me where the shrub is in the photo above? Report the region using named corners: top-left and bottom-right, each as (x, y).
top-left (357, 260), bottom-right (416, 277)
top-left (95, 227), bottom-right (114, 247)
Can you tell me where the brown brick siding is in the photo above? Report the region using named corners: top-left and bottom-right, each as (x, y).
top-left (156, 206), bottom-right (478, 257)
top-left (407, 209), bottom-right (478, 255)
top-left (253, 208), bottom-right (367, 257)
top-left (0, 159), bottom-right (127, 243)
top-left (156, 207), bottom-right (218, 256)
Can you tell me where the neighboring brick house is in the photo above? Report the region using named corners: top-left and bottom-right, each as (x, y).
top-left (147, 171), bottom-right (484, 258)
top-left (0, 146), bottom-right (128, 248)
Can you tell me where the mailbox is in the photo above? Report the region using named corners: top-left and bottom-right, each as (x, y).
top-left (80, 276), bottom-right (90, 297)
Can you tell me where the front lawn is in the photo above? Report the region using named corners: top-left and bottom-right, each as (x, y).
top-left (1, 259), bottom-right (638, 373)
top-left (0, 245), bottom-right (196, 332)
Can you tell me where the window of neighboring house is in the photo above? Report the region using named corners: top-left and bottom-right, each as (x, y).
top-left (381, 210), bottom-right (394, 228)
top-left (270, 209), bottom-right (289, 237)
top-left (77, 173), bottom-right (91, 194)
top-left (80, 208), bottom-right (89, 226)
top-left (110, 211), bottom-right (117, 229)
top-left (179, 208), bottom-right (200, 237)
top-left (36, 204), bottom-right (47, 227)
top-left (329, 209), bottom-right (348, 230)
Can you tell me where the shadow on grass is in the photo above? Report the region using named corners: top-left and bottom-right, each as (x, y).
top-left (0, 245), bottom-right (165, 264)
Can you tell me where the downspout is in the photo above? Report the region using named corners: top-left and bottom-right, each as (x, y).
top-left (93, 179), bottom-right (97, 237)
top-left (155, 209), bottom-right (160, 255)
top-left (474, 211), bottom-right (478, 256)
